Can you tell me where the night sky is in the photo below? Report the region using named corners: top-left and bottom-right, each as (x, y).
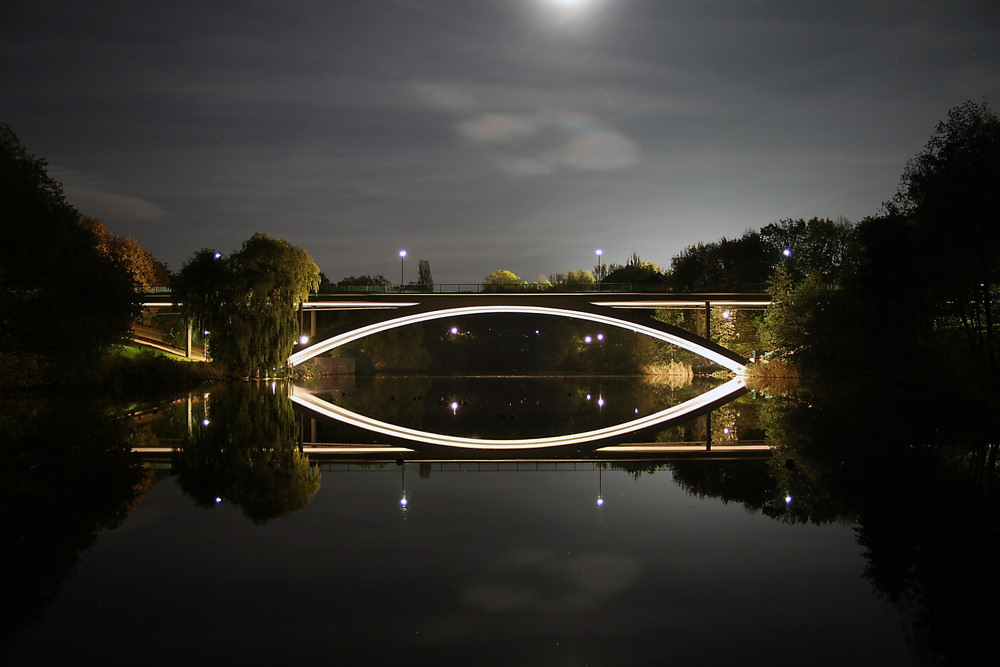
top-left (4, 0), bottom-right (998, 284)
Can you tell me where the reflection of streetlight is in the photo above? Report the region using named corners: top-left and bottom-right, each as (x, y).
top-left (399, 249), bottom-right (407, 287)
top-left (596, 467), bottom-right (604, 506)
top-left (400, 463), bottom-right (408, 510)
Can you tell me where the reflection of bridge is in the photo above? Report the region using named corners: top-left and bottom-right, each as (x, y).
top-left (290, 376), bottom-right (748, 450)
top-left (291, 292), bottom-right (770, 373)
top-left (125, 386), bottom-right (770, 465)
top-left (291, 442), bottom-right (772, 465)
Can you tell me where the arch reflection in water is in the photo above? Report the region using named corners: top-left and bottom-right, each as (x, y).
top-left (289, 377), bottom-right (746, 450)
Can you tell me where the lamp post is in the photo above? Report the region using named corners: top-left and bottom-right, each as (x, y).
top-left (399, 249), bottom-right (407, 289)
top-left (595, 248), bottom-right (603, 286)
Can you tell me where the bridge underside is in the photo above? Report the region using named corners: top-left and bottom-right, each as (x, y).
top-left (290, 293), bottom-right (759, 373)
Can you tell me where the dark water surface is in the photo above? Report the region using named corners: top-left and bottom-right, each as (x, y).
top-left (0, 377), bottom-right (945, 665)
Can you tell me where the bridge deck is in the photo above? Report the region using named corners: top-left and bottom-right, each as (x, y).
top-left (301, 291), bottom-right (771, 310)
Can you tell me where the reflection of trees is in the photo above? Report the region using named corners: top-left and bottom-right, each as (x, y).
top-left (649, 382), bottom-right (1000, 662)
top-left (610, 456), bottom-right (816, 524)
top-left (760, 385), bottom-right (1000, 665)
top-left (650, 388), bottom-right (764, 444)
top-left (0, 396), bottom-right (149, 650)
top-left (173, 383), bottom-right (320, 525)
top-left (314, 375), bottom-right (434, 442)
top-left (667, 460), bottom-right (785, 516)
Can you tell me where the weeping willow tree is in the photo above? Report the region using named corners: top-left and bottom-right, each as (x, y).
top-left (173, 233), bottom-right (320, 377)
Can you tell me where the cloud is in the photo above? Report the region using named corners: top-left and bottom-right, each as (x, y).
top-left (49, 167), bottom-right (167, 222)
top-left (457, 110), bottom-right (641, 175)
top-left (458, 113), bottom-right (537, 143)
top-left (458, 547), bottom-right (643, 614)
top-left (493, 156), bottom-right (555, 176)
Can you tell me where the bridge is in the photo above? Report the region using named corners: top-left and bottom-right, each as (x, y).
top-left (290, 291), bottom-right (770, 374)
top-left (138, 289), bottom-right (771, 371)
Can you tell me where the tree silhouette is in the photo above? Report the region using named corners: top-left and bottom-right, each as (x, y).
top-left (0, 124), bottom-right (139, 383)
top-left (173, 234), bottom-right (320, 377)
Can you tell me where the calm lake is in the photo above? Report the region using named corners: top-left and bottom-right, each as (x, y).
top-left (1, 375), bottom-right (980, 665)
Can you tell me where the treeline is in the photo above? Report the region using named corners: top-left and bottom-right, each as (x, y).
top-left (1, 124), bottom-right (141, 385)
top-left (764, 102), bottom-right (998, 388)
top-left (3, 101), bottom-right (996, 388)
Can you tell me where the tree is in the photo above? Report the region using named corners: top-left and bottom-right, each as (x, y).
top-left (593, 259), bottom-right (608, 282)
top-left (667, 231), bottom-right (776, 291)
top-left (887, 100), bottom-right (1000, 381)
top-left (173, 234), bottom-right (320, 377)
top-left (759, 264), bottom-right (830, 357)
top-left (604, 251), bottom-right (664, 285)
top-left (334, 274), bottom-right (391, 291)
top-left (482, 269), bottom-right (521, 290)
top-left (547, 269), bottom-right (595, 290)
top-left (81, 217), bottom-right (170, 289)
top-left (417, 259), bottom-right (433, 291)
top-left (356, 325), bottom-right (432, 371)
top-left (758, 217), bottom-right (857, 284)
top-left (0, 124), bottom-right (139, 381)
top-left (566, 268), bottom-right (595, 284)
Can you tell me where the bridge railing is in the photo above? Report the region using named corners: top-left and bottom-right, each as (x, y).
top-left (325, 282), bottom-right (664, 294)
top-left (142, 282), bottom-right (771, 296)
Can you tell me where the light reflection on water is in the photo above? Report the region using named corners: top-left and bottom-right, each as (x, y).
top-left (4, 458), bottom-right (909, 667)
top-left (290, 376), bottom-right (747, 449)
top-left (289, 374), bottom-right (759, 448)
top-left (1, 381), bottom-right (920, 666)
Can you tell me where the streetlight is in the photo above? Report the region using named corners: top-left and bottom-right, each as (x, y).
top-left (399, 249), bottom-right (407, 288)
top-left (595, 248), bottom-right (603, 285)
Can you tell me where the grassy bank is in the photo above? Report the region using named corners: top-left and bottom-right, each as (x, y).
top-left (0, 345), bottom-right (227, 393)
top-left (99, 345), bottom-right (228, 394)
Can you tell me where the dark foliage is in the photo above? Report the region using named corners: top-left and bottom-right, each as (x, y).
top-left (0, 124), bottom-right (140, 383)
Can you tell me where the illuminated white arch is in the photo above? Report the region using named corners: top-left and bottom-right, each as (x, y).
top-left (289, 305), bottom-right (746, 374)
top-left (290, 377), bottom-right (745, 450)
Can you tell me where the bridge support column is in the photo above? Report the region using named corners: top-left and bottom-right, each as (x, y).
top-left (704, 301), bottom-right (711, 342)
top-left (705, 411), bottom-right (712, 451)
top-left (310, 310), bottom-right (316, 338)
